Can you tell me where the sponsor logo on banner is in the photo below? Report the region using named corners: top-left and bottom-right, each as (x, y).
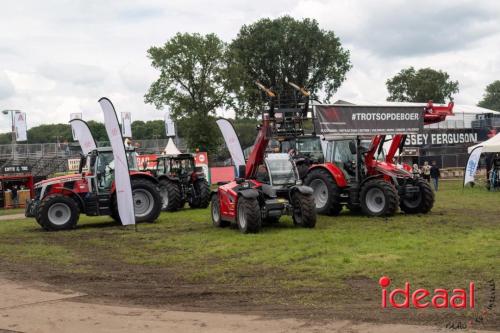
top-left (405, 130), bottom-right (478, 146)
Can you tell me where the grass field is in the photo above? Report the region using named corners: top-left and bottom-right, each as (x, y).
top-left (0, 180), bottom-right (498, 327)
top-left (0, 208), bottom-right (23, 216)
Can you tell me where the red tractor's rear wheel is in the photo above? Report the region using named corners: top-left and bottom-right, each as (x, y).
top-left (236, 197), bottom-right (261, 234)
top-left (37, 194), bottom-right (80, 231)
top-left (360, 179), bottom-right (399, 217)
top-left (304, 168), bottom-right (343, 216)
top-left (189, 179), bottom-right (210, 209)
top-left (159, 178), bottom-right (182, 211)
top-left (400, 179), bottom-right (434, 214)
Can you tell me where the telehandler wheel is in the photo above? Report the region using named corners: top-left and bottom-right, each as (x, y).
top-left (37, 194), bottom-right (80, 231)
top-left (400, 179), bottom-right (434, 214)
top-left (292, 192), bottom-right (317, 228)
top-left (304, 168), bottom-right (343, 216)
top-left (189, 179), bottom-right (210, 209)
top-left (360, 179), bottom-right (399, 217)
top-left (159, 178), bottom-right (182, 211)
top-left (236, 197), bottom-right (261, 234)
top-left (211, 195), bottom-right (229, 228)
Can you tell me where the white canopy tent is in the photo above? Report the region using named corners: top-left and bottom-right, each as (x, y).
top-left (468, 133), bottom-right (500, 153)
top-left (464, 133), bottom-right (500, 186)
top-left (164, 138), bottom-right (181, 155)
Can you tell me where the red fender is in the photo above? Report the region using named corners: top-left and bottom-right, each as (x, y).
top-left (308, 163), bottom-right (348, 188)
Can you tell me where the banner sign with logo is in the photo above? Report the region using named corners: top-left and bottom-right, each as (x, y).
top-left (315, 105), bottom-right (423, 136)
top-left (216, 119), bottom-right (245, 175)
top-left (121, 112), bottom-right (132, 138)
top-left (70, 113), bottom-right (82, 140)
top-left (2, 165), bottom-right (31, 174)
top-left (195, 152), bottom-right (210, 183)
top-left (164, 110), bottom-right (175, 137)
top-left (70, 119), bottom-right (97, 155)
top-left (405, 130), bottom-right (478, 147)
top-left (99, 97), bottom-right (135, 226)
top-left (464, 146), bottom-right (483, 186)
top-left (14, 112), bottom-right (27, 142)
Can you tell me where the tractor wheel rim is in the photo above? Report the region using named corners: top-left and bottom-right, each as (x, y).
top-left (212, 200), bottom-right (220, 222)
top-left (133, 189), bottom-right (154, 218)
top-left (237, 202), bottom-right (247, 230)
top-left (48, 203), bottom-right (71, 225)
top-left (365, 188), bottom-right (386, 214)
top-left (310, 179), bottom-right (328, 209)
top-left (160, 186), bottom-right (169, 209)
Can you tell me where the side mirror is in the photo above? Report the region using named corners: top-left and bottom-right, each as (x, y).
top-left (237, 165), bottom-right (246, 178)
top-left (348, 141), bottom-right (357, 155)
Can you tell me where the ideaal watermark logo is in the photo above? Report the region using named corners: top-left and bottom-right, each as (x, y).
top-left (378, 276), bottom-right (495, 329)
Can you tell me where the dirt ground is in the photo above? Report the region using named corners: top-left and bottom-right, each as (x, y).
top-left (0, 277), bottom-right (497, 333)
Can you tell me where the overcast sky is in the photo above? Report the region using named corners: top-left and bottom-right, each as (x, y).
top-left (1, 0), bottom-right (499, 133)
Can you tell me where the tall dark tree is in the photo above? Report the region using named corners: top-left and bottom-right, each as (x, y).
top-left (386, 67), bottom-right (459, 103)
top-left (228, 16), bottom-right (351, 116)
top-left (145, 33), bottom-right (230, 153)
top-left (478, 80), bottom-right (500, 111)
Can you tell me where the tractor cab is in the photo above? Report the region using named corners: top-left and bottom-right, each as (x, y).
top-left (264, 153), bottom-right (301, 188)
top-left (155, 153), bottom-right (196, 180)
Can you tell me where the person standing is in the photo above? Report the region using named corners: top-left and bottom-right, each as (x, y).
top-left (430, 161), bottom-right (440, 191)
top-left (422, 161), bottom-right (431, 182)
top-left (11, 185), bottom-right (18, 208)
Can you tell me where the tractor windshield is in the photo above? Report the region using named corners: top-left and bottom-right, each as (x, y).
top-left (295, 137), bottom-right (324, 162)
top-left (265, 153), bottom-right (298, 186)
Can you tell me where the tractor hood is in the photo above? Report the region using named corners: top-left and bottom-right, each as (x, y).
top-left (35, 174), bottom-right (84, 188)
top-left (374, 161), bottom-right (413, 178)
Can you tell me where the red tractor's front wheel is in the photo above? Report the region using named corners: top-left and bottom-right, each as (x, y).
top-left (400, 179), bottom-right (434, 214)
top-left (360, 179), bottom-right (399, 217)
top-left (304, 168), bottom-right (343, 216)
top-left (37, 194), bottom-right (80, 231)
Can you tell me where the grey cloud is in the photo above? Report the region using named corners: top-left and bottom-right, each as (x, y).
top-left (0, 72), bottom-right (15, 100)
top-left (37, 63), bottom-right (106, 86)
top-left (346, 3), bottom-right (499, 57)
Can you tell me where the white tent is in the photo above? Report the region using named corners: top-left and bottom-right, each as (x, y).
top-left (468, 133), bottom-right (500, 153)
top-left (164, 138), bottom-right (181, 155)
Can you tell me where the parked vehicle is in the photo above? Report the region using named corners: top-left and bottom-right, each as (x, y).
top-left (26, 147), bottom-right (162, 231)
top-left (152, 153), bottom-right (210, 211)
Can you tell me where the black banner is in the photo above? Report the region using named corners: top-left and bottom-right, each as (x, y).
top-left (2, 165), bottom-right (31, 174)
top-left (405, 129), bottom-right (479, 147)
top-left (316, 105), bottom-right (424, 136)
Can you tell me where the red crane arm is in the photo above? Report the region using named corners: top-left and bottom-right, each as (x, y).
top-left (245, 117), bottom-right (271, 179)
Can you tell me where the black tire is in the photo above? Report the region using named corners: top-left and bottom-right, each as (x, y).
top-left (347, 203), bottom-right (362, 214)
top-left (360, 179), bottom-right (399, 217)
top-left (400, 179), bottom-right (434, 214)
top-left (211, 195), bottom-right (229, 227)
top-left (236, 197), bottom-right (261, 234)
top-left (37, 194), bottom-right (80, 231)
top-left (159, 178), bottom-right (182, 211)
top-left (304, 168), bottom-right (343, 216)
top-left (113, 178), bottom-right (162, 223)
top-left (189, 179), bottom-right (210, 209)
top-left (292, 192), bottom-right (317, 228)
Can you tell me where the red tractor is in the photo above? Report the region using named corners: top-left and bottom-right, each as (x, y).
top-left (211, 84), bottom-right (317, 233)
top-left (25, 147), bottom-right (162, 230)
top-left (269, 83), bottom-right (454, 217)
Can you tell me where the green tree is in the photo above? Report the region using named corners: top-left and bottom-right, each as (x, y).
top-left (233, 118), bottom-right (259, 148)
top-left (145, 33), bottom-right (229, 153)
top-left (478, 80), bottom-right (500, 111)
top-left (86, 120), bottom-right (108, 142)
top-left (27, 124), bottom-right (72, 143)
top-left (386, 67), bottom-right (459, 103)
top-left (228, 16), bottom-right (351, 116)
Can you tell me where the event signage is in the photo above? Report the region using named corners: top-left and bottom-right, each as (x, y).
top-left (216, 118), bottom-right (245, 175)
top-left (14, 112), bottom-right (27, 142)
top-left (2, 165), bottom-right (31, 174)
top-left (121, 112), bottom-right (132, 138)
top-left (70, 113), bottom-right (82, 140)
top-left (315, 105), bottom-right (423, 136)
top-left (464, 146), bottom-right (483, 186)
top-left (405, 130), bottom-right (478, 146)
top-left (164, 110), bottom-right (176, 137)
top-left (99, 97), bottom-right (135, 226)
top-left (70, 119), bottom-right (97, 155)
